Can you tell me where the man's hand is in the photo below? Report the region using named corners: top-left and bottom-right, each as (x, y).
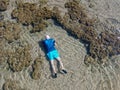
top-left (55, 42), bottom-right (57, 46)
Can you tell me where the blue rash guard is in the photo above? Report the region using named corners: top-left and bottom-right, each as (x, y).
top-left (43, 38), bottom-right (56, 53)
top-left (43, 38), bottom-right (60, 60)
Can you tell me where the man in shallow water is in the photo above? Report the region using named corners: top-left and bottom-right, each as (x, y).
top-left (43, 35), bottom-right (67, 78)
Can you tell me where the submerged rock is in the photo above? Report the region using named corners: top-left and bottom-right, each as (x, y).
top-left (0, 13), bottom-right (4, 21)
top-left (2, 79), bottom-right (23, 90)
top-left (31, 57), bottom-right (44, 79)
top-left (7, 45), bottom-right (32, 72)
top-left (0, 0), bottom-right (9, 11)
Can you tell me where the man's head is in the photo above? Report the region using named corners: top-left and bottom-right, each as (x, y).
top-left (45, 35), bottom-right (50, 39)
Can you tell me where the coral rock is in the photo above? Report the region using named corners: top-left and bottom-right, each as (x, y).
top-left (0, 0), bottom-right (9, 11)
top-left (31, 57), bottom-right (43, 79)
top-left (2, 79), bottom-right (22, 90)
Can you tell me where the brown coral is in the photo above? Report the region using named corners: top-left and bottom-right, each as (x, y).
top-left (0, 40), bottom-right (6, 66)
top-left (0, 21), bottom-right (4, 27)
top-left (31, 57), bottom-right (43, 79)
top-left (39, 0), bottom-right (48, 6)
top-left (11, 3), bottom-right (36, 25)
top-left (0, 28), bottom-right (3, 39)
top-left (65, 1), bottom-right (87, 21)
top-left (7, 45), bottom-right (32, 72)
top-left (0, 0), bottom-right (9, 11)
top-left (84, 55), bottom-right (97, 66)
top-left (100, 31), bottom-right (120, 56)
top-left (11, 2), bottom-right (53, 32)
top-left (2, 79), bottom-right (23, 90)
top-left (0, 13), bottom-right (4, 21)
top-left (1, 22), bottom-right (21, 43)
top-left (84, 31), bottom-right (120, 65)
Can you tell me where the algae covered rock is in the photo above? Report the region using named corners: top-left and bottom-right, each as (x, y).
top-left (1, 22), bottom-right (21, 43)
top-left (84, 55), bottom-right (97, 66)
top-left (11, 3), bottom-right (36, 25)
top-left (0, 40), bottom-right (6, 66)
top-left (7, 45), bottom-right (32, 72)
top-left (0, 0), bottom-right (9, 11)
top-left (65, 0), bottom-right (87, 21)
top-left (11, 2), bottom-right (52, 32)
top-left (100, 31), bottom-right (120, 56)
top-left (0, 12), bottom-right (4, 20)
top-left (2, 79), bottom-right (23, 90)
top-left (31, 57), bottom-right (44, 80)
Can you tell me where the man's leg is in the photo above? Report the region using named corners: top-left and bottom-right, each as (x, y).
top-left (56, 57), bottom-right (65, 70)
top-left (50, 60), bottom-right (56, 73)
top-left (56, 57), bottom-right (67, 74)
top-left (50, 60), bottom-right (57, 78)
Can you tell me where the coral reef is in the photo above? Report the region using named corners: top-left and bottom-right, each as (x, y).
top-left (0, 0), bottom-right (9, 11)
top-left (0, 21), bottom-right (4, 27)
top-left (58, 1), bottom-right (120, 64)
top-left (2, 79), bottom-right (23, 90)
top-left (0, 21), bottom-right (22, 68)
top-left (4, 24), bottom-right (21, 43)
top-left (65, 0), bottom-right (87, 21)
top-left (55, 1), bottom-right (97, 43)
top-left (11, 2), bottom-right (52, 32)
top-left (0, 40), bottom-right (6, 66)
top-left (0, 21), bottom-right (21, 43)
top-left (7, 45), bottom-right (32, 72)
top-left (0, 12), bottom-right (4, 21)
top-left (84, 55), bottom-right (97, 66)
top-left (39, 0), bottom-right (48, 6)
top-left (10, 0), bottom-right (120, 66)
top-left (31, 20), bottom-right (48, 33)
top-left (11, 2), bottom-right (36, 25)
top-left (100, 31), bottom-right (120, 56)
top-left (31, 57), bottom-right (43, 79)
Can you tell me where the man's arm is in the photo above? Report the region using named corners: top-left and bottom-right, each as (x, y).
top-left (53, 39), bottom-right (57, 46)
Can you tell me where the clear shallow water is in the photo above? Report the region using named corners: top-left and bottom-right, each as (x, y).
top-left (1, 0), bottom-right (120, 89)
